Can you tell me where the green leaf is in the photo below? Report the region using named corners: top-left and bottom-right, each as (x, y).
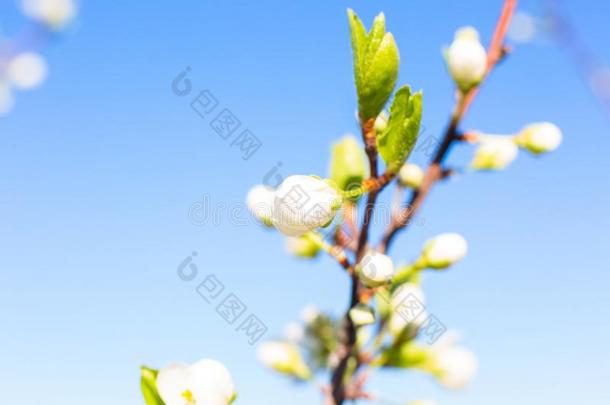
top-left (329, 135), bottom-right (368, 199)
top-left (347, 9), bottom-right (400, 121)
top-left (376, 86), bottom-right (423, 172)
top-left (140, 366), bottom-right (165, 405)
top-left (347, 9), bottom-right (367, 93)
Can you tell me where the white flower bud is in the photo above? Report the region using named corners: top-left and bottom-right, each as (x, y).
top-left (285, 234), bottom-right (321, 258)
top-left (156, 359), bottom-right (236, 405)
top-left (21, 0), bottom-right (77, 29)
top-left (357, 251), bottom-right (395, 287)
top-left (422, 233), bottom-right (467, 269)
top-left (470, 137), bottom-right (518, 170)
top-left (388, 283), bottom-right (427, 335)
top-left (349, 304), bottom-right (376, 326)
top-left (515, 122), bottom-right (563, 154)
top-left (398, 163), bottom-right (424, 189)
top-left (7, 53), bottom-right (47, 90)
top-left (374, 111), bottom-right (389, 133)
top-left (246, 185), bottom-right (274, 226)
top-left (447, 27), bottom-right (487, 92)
top-left (258, 341), bottom-right (311, 380)
top-left (430, 332), bottom-right (478, 389)
top-left (272, 175), bottom-right (341, 236)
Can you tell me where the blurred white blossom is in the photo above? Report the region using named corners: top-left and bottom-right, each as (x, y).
top-left (7, 52), bottom-right (48, 90)
top-left (21, 0), bottom-right (77, 29)
top-left (422, 232), bottom-right (468, 269)
top-left (430, 332), bottom-right (478, 389)
top-left (389, 283), bottom-right (427, 335)
top-left (515, 122), bottom-right (563, 154)
top-left (471, 136), bottom-right (518, 170)
top-left (258, 341), bottom-right (311, 380)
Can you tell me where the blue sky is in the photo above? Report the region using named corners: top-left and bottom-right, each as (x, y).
top-left (1, 1), bottom-right (609, 404)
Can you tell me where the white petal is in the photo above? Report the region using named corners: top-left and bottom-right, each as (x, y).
top-left (156, 363), bottom-right (191, 405)
top-left (188, 359), bottom-right (235, 403)
top-left (246, 184), bottom-right (274, 223)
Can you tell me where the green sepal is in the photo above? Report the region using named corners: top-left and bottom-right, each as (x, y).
top-left (140, 366), bottom-right (165, 405)
top-left (375, 287), bottom-right (392, 321)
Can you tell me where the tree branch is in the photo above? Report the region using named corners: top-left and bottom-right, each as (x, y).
top-left (378, 0), bottom-right (518, 253)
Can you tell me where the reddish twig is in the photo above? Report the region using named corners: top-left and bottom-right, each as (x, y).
top-left (379, 0), bottom-right (518, 253)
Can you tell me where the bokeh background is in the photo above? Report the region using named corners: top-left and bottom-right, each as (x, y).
top-left (1, 1), bottom-right (609, 404)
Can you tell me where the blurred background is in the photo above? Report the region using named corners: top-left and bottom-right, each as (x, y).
top-left (1, 0), bottom-right (609, 404)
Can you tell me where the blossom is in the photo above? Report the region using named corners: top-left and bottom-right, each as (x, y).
top-left (422, 232), bottom-right (468, 269)
top-left (21, 0), bottom-right (77, 29)
top-left (515, 122), bottom-right (563, 154)
top-left (470, 137), bottom-right (518, 170)
top-left (7, 53), bottom-right (48, 90)
top-left (357, 251), bottom-right (395, 287)
top-left (272, 175), bottom-right (341, 236)
top-left (374, 111), bottom-right (389, 133)
top-left (156, 359), bottom-right (236, 405)
top-left (430, 332), bottom-right (478, 389)
top-left (446, 27), bottom-right (487, 91)
top-left (388, 283), bottom-right (427, 335)
top-left (398, 163), bottom-right (424, 189)
top-left (258, 341), bottom-right (312, 380)
top-left (246, 184), bottom-right (274, 226)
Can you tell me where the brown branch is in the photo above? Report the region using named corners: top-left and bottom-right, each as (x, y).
top-left (329, 2), bottom-right (518, 402)
top-left (379, 0), bottom-right (518, 253)
top-left (331, 116), bottom-right (386, 404)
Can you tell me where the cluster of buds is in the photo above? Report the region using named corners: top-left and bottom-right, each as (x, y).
top-left (469, 122), bottom-right (563, 170)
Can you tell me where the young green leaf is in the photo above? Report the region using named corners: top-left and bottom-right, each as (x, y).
top-left (140, 366), bottom-right (165, 405)
top-left (347, 9), bottom-right (400, 121)
top-left (347, 9), bottom-right (367, 93)
top-left (376, 86), bottom-right (423, 172)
